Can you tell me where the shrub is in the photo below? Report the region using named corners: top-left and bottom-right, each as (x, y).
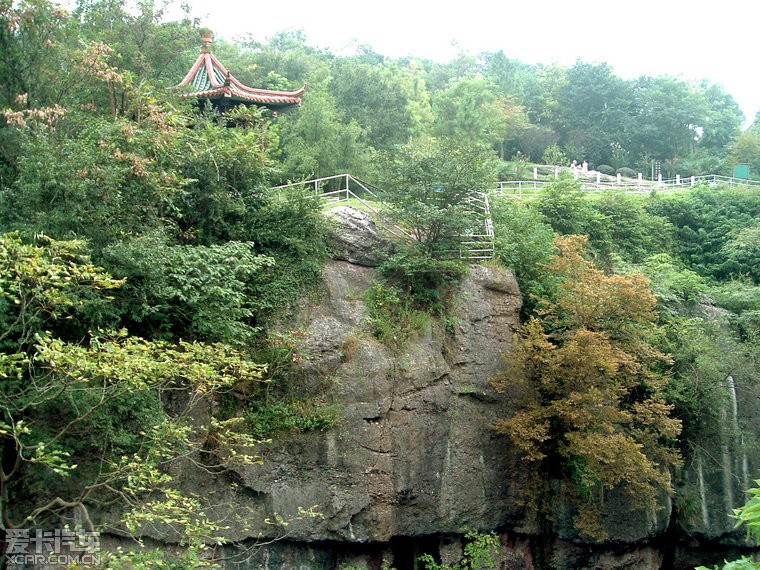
top-left (378, 250), bottom-right (466, 312)
top-left (616, 167), bottom-right (637, 178)
top-left (490, 199), bottom-right (555, 317)
top-left (364, 282), bottom-right (431, 351)
top-left (245, 399), bottom-right (340, 439)
top-left (596, 164), bottom-right (615, 175)
top-left (102, 235), bottom-right (274, 344)
top-left (542, 144), bottom-right (568, 167)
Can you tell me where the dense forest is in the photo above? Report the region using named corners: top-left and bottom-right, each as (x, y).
top-left (1, 1), bottom-right (759, 569)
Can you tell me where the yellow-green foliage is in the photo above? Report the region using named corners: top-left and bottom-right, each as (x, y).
top-left (493, 235), bottom-right (681, 540)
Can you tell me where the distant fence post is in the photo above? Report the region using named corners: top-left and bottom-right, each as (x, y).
top-left (617, 173), bottom-right (622, 184)
top-left (691, 176), bottom-right (696, 186)
top-left (554, 167), bottom-right (559, 179)
top-left (676, 174), bottom-right (681, 186)
top-left (658, 173), bottom-right (663, 186)
top-left (533, 167), bottom-right (538, 180)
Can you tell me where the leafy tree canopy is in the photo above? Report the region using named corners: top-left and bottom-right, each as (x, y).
top-left (493, 235), bottom-right (681, 540)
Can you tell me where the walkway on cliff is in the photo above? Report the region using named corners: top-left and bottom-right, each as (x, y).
top-left (271, 173), bottom-right (495, 260)
top-left (495, 173), bottom-right (760, 198)
top-left (271, 172), bottom-right (758, 261)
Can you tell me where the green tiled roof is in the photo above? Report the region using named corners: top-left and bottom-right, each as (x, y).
top-left (177, 44), bottom-right (304, 108)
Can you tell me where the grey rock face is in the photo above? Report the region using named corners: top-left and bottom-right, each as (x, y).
top-left (324, 206), bottom-right (395, 266)
top-left (224, 260), bottom-right (526, 547)
top-left (146, 259), bottom-right (757, 569)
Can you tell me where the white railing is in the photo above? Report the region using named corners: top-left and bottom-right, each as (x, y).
top-left (494, 174), bottom-right (760, 197)
top-left (272, 173), bottom-right (412, 240)
top-left (460, 192), bottom-right (494, 259)
top-left (270, 172), bottom-right (757, 260)
top-left (272, 173), bottom-right (382, 202)
top-left (271, 175), bottom-right (495, 259)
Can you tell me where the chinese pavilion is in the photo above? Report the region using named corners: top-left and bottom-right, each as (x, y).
top-left (177, 33), bottom-right (304, 113)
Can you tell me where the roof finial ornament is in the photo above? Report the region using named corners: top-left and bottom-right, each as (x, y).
top-left (200, 30), bottom-right (213, 54)
top-left (176, 32), bottom-right (305, 111)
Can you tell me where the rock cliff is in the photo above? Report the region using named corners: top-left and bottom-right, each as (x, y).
top-left (157, 208), bottom-right (759, 569)
top-left (209, 258), bottom-right (528, 568)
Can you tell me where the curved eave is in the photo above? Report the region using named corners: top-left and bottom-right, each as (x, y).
top-left (186, 88), bottom-right (302, 106)
top-left (176, 52), bottom-right (304, 105)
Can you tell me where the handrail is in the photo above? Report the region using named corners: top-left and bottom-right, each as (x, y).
top-left (272, 174), bottom-right (412, 240)
top-left (270, 175), bottom-right (495, 260)
top-left (494, 174), bottom-right (760, 196)
top-left (270, 172), bottom-right (756, 260)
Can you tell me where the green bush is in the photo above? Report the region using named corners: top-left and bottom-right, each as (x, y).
top-left (418, 530), bottom-right (499, 570)
top-left (378, 250), bottom-right (465, 312)
top-left (102, 235), bottom-right (274, 344)
top-left (542, 144), bottom-right (568, 167)
top-left (364, 282), bottom-right (431, 351)
top-left (596, 164), bottom-right (615, 175)
top-left (243, 193), bottom-right (330, 322)
top-left (535, 178), bottom-right (613, 262)
top-left (647, 187), bottom-right (760, 282)
top-left (591, 193), bottom-right (673, 263)
top-left (245, 399), bottom-right (340, 439)
top-left (490, 199), bottom-right (555, 317)
top-left (616, 166), bottom-right (637, 178)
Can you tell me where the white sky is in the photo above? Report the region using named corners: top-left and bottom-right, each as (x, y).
top-left (182, 0), bottom-right (760, 124)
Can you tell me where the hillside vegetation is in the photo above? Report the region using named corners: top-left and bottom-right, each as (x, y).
top-left (0, 1), bottom-right (759, 568)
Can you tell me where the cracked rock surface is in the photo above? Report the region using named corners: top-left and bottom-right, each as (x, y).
top-left (220, 260), bottom-right (526, 544)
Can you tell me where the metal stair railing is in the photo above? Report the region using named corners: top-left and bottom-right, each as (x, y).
top-left (271, 175), bottom-right (496, 260)
top-left (272, 174), bottom-right (412, 241)
top-left (459, 191), bottom-right (495, 260)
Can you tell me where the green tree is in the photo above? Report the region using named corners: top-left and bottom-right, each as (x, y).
top-left (275, 78), bottom-right (376, 182)
top-left (629, 76), bottom-right (703, 164)
top-left (0, 233), bottom-right (267, 566)
top-left (728, 130), bottom-right (760, 177)
top-left (376, 137), bottom-right (497, 309)
top-left (432, 77), bottom-right (520, 148)
top-left (238, 29), bottom-right (328, 91)
top-left (331, 59), bottom-right (433, 150)
top-left (591, 192), bottom-right (674, 263)
top-left (73, 0), bottom-right (200, 85)
top-left (381, 136), bottom-right (497, 257)
top-left (0, 0), bottom-right (73, 108)
top-left (533, 177), bottom-right (613, 263)
top-left (1, 110), bottom-right (182, 247)
top-left (1, 96), bottom-right (277, 248)
top-left (721, 222), bottom-right (760, 283)
top-left (482, 50), bottom-right (538, 103)
top-left (648, 187), bottom-right (760, 282)
top-left (555, 61), bottom-right (633, 165)
top-left (698, 82), bottom-right (743, 155)
top-left (171, 107), bottom-right (278, 244)
top-left (490, 198), bottom-right (554, 316)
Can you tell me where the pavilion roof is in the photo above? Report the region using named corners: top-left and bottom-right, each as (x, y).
top-left (177, 34), bottom-right (304, 108)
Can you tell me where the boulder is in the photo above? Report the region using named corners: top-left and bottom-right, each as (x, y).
top-left (324, 206), bottom-right (394, 266)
